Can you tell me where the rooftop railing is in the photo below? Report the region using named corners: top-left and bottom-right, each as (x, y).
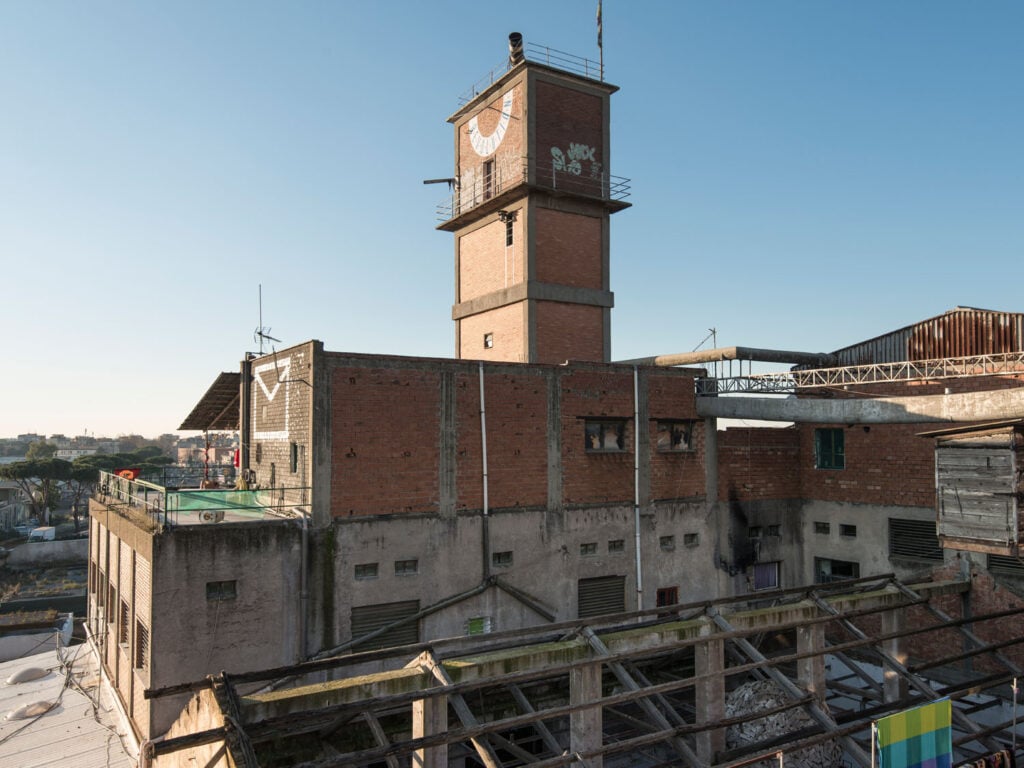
top-left (457, 42), bottom-right (604, 105)
top-left (436, 156), bottom-right (630, 222)
top-left (95, 469), bottom-right (309, 528)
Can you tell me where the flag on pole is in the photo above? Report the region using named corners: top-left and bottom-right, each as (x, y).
top-left (876, 699), bottom-right (953, 768)
top-left (597, 0), bottom-right (603, 50)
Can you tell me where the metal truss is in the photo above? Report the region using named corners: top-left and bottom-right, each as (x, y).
top-left (697, 352), bottom-right (1024, 396)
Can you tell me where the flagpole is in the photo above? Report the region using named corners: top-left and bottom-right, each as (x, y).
top-left (597, 0), bottom-right (603, 81)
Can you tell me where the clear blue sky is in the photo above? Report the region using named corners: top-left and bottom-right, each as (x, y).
top-left (1, 1), bottom-right (1020, 438)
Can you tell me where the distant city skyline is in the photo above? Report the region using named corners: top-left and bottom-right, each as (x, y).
top-left (2, 1), bottom-right (1021, 436)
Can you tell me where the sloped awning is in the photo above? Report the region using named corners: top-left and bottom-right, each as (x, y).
top-left (179, 372), bottom-right (241, 431)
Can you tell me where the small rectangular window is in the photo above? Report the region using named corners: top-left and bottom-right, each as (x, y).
top-left (766, 524), bottom-right (780, 537)
top-left (753, 562), bottom-right (780, 591)
top-left (814, 557), bottom-right (860, 583)
top-left (656, 421), bottom-right (693, 451)
top-left (683, 532), bottom-right (699, 547)
top-left (354, 563), bottom-right (379, 580)
top-left (206, 580), bottom-right (237, 601)
top-left (748, 526), bottom-right (762, 539)
top-left (107, 585), bottom-right (116, 618)
top-left (839, 524), bottom-right (857, 538)
top-left (580, 542), bottom-right (598, 556)
top-left (814, 521), bottom-right (830, 535)
top-left (656, 586), bottom-right (679, 607)
top-left (467, 616), bottom-right (493, 635)
top-left (659, 535), bottom-right (676, 551)
top-left (255, 442), bottom-right (263, 464)
top-left (585, 419), bottom-right (626, 452)
top-left (290, 442), bottom-right (298, 473)
top-left (394, 559), bottom-right (418, 576)
top-left (608, 539), bottom-right (625, 553)
top-left (505, 218), bottom-right (514, 247)
top-left (889, 518), bottom-right (942, 560)
top-left (483, 333), bottom-right (494, 349)
top-left (814, 428), bottom-right (845, 470)
top-left (492, 550), bottom-right (513, 568)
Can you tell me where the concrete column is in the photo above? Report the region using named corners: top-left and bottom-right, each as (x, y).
top-left (570, 663), bottom-right (602, 768)
top-left (881, 609), bottom-right (907, 703)
top-left (695, 632), bottom-right (726, 762)
top-left (797, 623), bottom-right (827, 700)
top-left (412, 693), bottom-right (448, 768)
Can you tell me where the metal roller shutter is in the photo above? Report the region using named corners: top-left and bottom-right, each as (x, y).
top-left (578, 575), bottom-right (626, 618)
top-left (350, 600), bottom-right (420, 651)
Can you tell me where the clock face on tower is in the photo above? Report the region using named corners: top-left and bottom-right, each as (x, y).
top-left (467, 89), bottom-right (514, 157)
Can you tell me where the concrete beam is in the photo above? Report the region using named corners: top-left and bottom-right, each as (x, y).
top-left (696, 387), bottom-right (1024, 424)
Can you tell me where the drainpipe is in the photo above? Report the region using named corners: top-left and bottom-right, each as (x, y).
top-left (479, 362), bottom-right (491, 580)
top-left (633, 366), bottom-right (643, 612)
top-left (299, 511), bottom-right (308, 661)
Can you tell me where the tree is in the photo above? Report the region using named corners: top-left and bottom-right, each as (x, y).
top-left (25, 441), bottom-right (57, 460)
top-left (0, 458), bottom-right (72, 525)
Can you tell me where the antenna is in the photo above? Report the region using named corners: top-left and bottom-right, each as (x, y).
top-left (254, 284), bottom-right (281, 355)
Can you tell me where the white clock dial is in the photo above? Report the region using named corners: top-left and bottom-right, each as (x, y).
top-left (467, 89), bottom-right (514, 157)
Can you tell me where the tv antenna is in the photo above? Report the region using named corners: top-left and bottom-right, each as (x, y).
top-left (254, 283), bottom-right (281, 355)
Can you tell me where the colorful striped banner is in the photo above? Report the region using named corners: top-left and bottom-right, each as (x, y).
top-left (876, 699), bottom-right (953, 768)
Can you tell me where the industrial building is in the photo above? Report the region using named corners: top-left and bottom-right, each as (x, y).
top-left (85, 34), bottom-right (1024, 767)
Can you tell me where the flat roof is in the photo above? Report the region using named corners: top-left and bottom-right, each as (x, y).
top-left (0, 645), bottom-right (135, 768)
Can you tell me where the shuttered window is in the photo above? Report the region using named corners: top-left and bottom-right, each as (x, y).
top-left (578, 576), bottom-right (626, 618)
top-left (351, 600), bottom-right (420, 651)
top-left (889, 518), bottom-right (943, 561)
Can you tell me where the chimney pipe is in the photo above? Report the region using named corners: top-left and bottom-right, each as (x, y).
top-left (508, 32), bottom-right (524, 66)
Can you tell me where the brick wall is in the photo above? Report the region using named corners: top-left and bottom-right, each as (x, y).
top-left (534, 78), bottom-right (604, 173)
top-left (797, 373), bottom-right (1024, 508)
top-left (250, 342), bottom-right (315, 504)
top-left (325, 357), bottom-right (702, 517)
top-left (560, 368), bottom-right (637, 505)
top-left (458, 299), bottom-right (525, 362)
top-left (717, 428), bottom-right (801, 501)
top-left (454, 369), bottom-right (549, 510)
top-left (533, 301), bottom-right (605, 364)
top-left (534, 208), bottom-right (602, 289)
top-left (458, 213), bottom-right (524, 301)
top-left (331, 366), bottom-right (443, 516)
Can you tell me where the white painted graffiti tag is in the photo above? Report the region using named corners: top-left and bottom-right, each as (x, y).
top-left (550, 143), bottom-right (598, 177)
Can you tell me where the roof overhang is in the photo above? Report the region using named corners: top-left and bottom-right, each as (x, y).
top-left (179, 372), bottom-right (241, 431)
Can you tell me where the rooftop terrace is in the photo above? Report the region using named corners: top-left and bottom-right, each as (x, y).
top-left (95, 469), bottom-right (308, 528)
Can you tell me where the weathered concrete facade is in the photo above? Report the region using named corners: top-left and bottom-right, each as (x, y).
top-left (88, 501), bottom-right (303, 738)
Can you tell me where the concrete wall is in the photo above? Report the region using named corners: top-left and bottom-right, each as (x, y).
top-left (4, 538), bottom-right (87, 568)
top-left (89, 501), bottom-right (304, 738)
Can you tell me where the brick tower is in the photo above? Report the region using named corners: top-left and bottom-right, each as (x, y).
top-left (438, 33), bottom-right (630, 364)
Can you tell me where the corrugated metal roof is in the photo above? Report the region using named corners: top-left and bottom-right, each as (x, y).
top-left (831, 307), bottom-right (1024, 365)
top-left (179, 371), bottom-right (241, 431)
top-left (0, 645), bottom-right (135, 768)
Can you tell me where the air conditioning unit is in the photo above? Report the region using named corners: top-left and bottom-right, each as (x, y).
top-left (198, 510), bottom-right (224, 524)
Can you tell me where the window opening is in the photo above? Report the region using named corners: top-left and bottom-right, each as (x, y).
top-left (135, 621), bottom-right (149, 670)
top-left (608, 539), bottom-right (625, 553)
top-left (656, 421), bottom-right (693, 451)
top-left (753, 562), bottom-right (780, 591)
top-left (683, 533), bottom-right (699, 547)
top-left (889, 518), bottom-right (942, 560)
top-left (814, 557), bottom-right (860, 583)
top-left (814, 521), bottom-right (830, 535)
top-left (814, 428), bottom-right (845, 469)
top-left (394, 559), bottom-right (418, 576)
top-left (467, 616), bottom-right (493, 635)
top-left (483, 159), bottom-right (495, 200)
top-left (206, 580), bottom-right (237, 601)
top-left (840, 524), bottom-right (857, 538)
top-left (483, 333), bottom-right (494, 349)
top-left (766, 524), bottom-right (780, 537)
top-left (748, 526), bottom-right (762, 539)
top-left (492, 551), bottom-right (513, 568)
top-left (580, 542), bottom-right (598, 556)
top-left (585, 419), bottom-right (626, 452)
top-left (659, 535), bottom-right (676, 551)
top-left (354, 563), bottom-right (379, 580)
top-left (656, 586), bottom-right (679, 607)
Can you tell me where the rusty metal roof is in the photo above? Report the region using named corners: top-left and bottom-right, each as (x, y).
top-left (831, 307), bottom-right (1024, 366)
top-left (178, 372), bottom-right (240, 431)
